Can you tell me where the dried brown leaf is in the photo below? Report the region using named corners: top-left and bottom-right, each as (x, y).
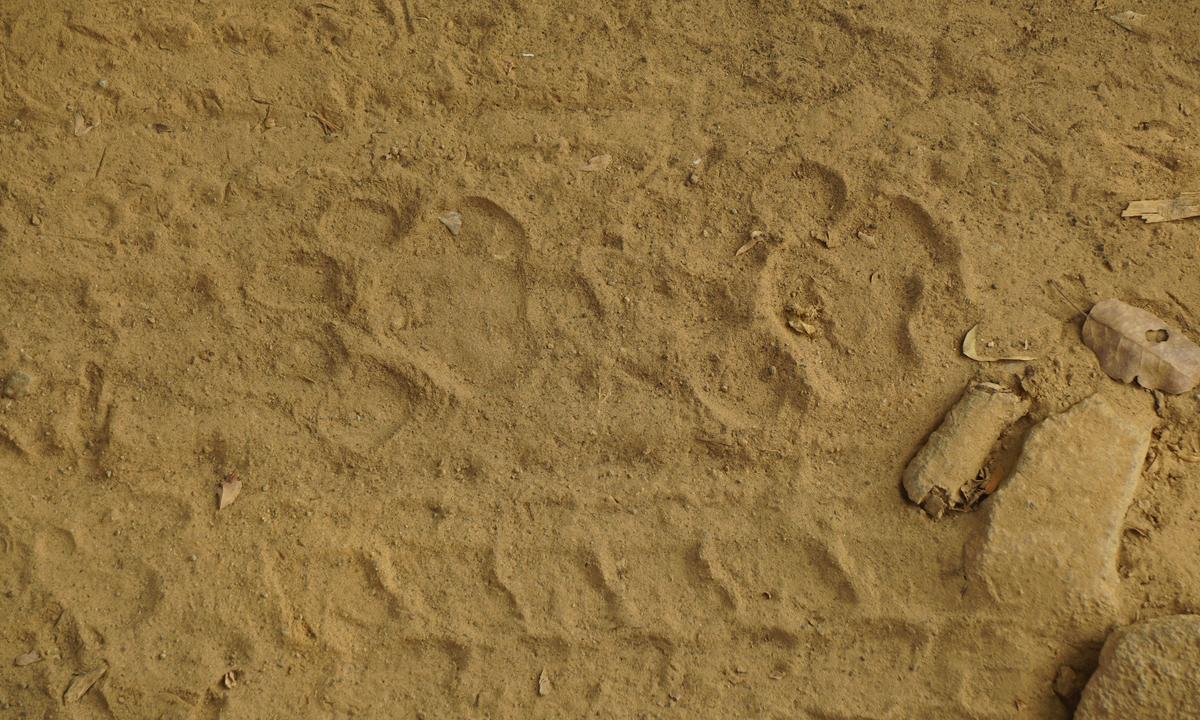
top-left (962, 325), bottom-right (1039, 362)
top-left (1082, 299), bottom-right (1200, 394)
top-left (218, 474), bottom-right (242, 510)
top-left (64, 664), bottom-right (107, 704)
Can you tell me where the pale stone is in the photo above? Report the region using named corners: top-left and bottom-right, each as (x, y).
top-left (1076, 615), bottom-right (1200, 719)
top-left (968, 395), bottom-right (1154, 638)
top-left (901, 382), bottom-right (1029, 515)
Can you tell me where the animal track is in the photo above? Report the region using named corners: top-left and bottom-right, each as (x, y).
top-left (756, 188), bottom-right (973, 377)
top-left (260, 544), bottom-right (393, 654)
top-left (750, 160), bottom-right (848, 242)
top-left (382, 195), bottom-right (532, 386)
top-left (32, 526), bottom-right (164, 628)
top-left (247, 250), bottom-right (350, 312)
top-left (314, 352), bottom-right (424, 455)
top-left (318, 197), bottom-right (411, 252)
top-left (75, 361), bottom-right (115, 475)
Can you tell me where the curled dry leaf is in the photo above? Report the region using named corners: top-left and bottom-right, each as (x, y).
top-left (787, 318), bottom-right (817, 336)
top-left (73, 113), bottom-right (97, 137)
top-left (579, 154), bottom-right (612, 172)
top-left (735, 230), bottom-right (767, 256)
top-left (218, 473), bottom-right (242, 510)
top-left (1082, 299), bottom-right (1200, 394)
top-left (962, 325), bottom-right (1038, 362)
top-left (14, 650), bottom-right (42, 667)
top-left (64, 664), bottom-right (108, 704)
top-left (537, 669), bottom-right (551, 696)
top-left (438, 210), bottom-right (462, 237)
top-left (1108, 10), bottom-right (1146, 32)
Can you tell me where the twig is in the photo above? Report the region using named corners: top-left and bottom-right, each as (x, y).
top-left (1049, 278), bottom-right (1088, 316)
top-left (93, 145), bottom-right (108, 179)
top-left (696, 436), bottom-right (737, 450)
top-left (1016, 113), bottom-right (1044, 134)
top-left (306, 110), bottom-right (341, 135)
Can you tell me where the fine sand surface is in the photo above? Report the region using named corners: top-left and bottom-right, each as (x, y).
top-left (2, 2), bottom-right (1200, 718)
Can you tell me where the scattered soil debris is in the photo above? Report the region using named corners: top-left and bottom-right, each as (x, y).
top-left (784, 303), bottom-right (820, 337)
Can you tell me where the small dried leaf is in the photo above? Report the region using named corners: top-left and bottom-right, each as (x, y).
top-left (438, 210), bottom-right (462, 237)
top-left (1108, 10), bottom-right (1146, 32)
top-left (223, 669), bottom-right (238, 689)
top-left (787, 318), bottom-right (817, 336)
top-left (537, 669), bottom-right (551, 696)
top-left (962, 325), bottom-right (1039, 362)
top-left (579, 154), bottom-right (612, 172)
top-left (1082, 299), bottom-right (1200, 394)
top-left (73, 113), bottom-right (96, 137)
top-left (64, 664), bottom-right (107, 704)
top-left (218, 474), bottom-right (242, 510)
top-left (1122, 193), bottom-right (1200, 223)
top-left (14, 650), bottom-right (42, 667)
top-left (735, 231), bottom-right (767, 257)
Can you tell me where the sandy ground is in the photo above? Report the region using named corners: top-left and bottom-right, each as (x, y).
top-left (2, 1), bottom-right (1200, 718)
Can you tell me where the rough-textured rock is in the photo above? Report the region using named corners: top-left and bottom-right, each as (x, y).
top-left (969, 395), bottom-right (1155, 637)
top-left (902, 381), bottom-right (1029, 517)
top-left (2, 370), bottom-right (32, 399)
top-left (1075, 615), bottom-right (1200, 719)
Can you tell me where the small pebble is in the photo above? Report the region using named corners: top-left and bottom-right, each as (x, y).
top-left (98, 79), bottom-right (109, 89)
top-left (29, 214), bottom-right (41, 227)
top-left (3, 370), bottom-right (32, 399)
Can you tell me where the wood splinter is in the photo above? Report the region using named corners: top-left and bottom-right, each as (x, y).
top-left (1122, 193), bottom-right (1200, 223)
